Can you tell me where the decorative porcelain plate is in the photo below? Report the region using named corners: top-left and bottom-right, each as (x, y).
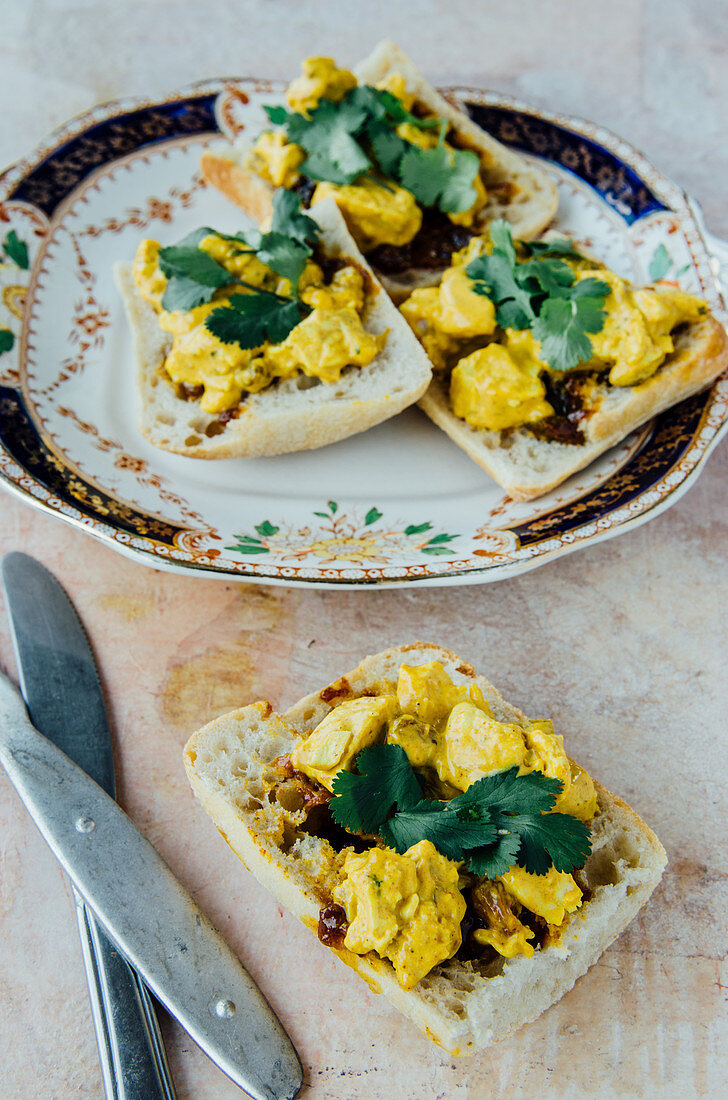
top-left (1, 80), bottom-right (727, 588)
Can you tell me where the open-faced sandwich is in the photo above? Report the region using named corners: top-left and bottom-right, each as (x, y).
top-left (201, 41), bottom-right (557, 296)
top-left (114, 192), bottom-right (432, 457)
top-left (184, 644), bottom-right (666, 1055)
top-left (400, 222), bottom-right (728, 498)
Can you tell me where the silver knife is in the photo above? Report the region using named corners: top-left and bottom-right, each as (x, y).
top-left (2, 551), bottom-right (177, 1100)
top-left (0, 554), bottom-right (302, 1100)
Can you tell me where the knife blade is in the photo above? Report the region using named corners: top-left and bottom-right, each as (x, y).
top-left (2, 551), bottom-right (176, 1100)
top-left (0, 563), bottom-right (302, 1100)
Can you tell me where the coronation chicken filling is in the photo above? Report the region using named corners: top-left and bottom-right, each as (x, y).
top-left (248, 57), bottom-right (490, 251)
top-left (400, 237), bottom-right (708, 434)
top-left (133, 235), bottom-right (384, 414)
top-left (289, 661), bottom-right (598, 989)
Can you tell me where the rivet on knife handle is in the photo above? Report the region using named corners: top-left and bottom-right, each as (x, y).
top-left (0, 672), bottom-right (302, 1100)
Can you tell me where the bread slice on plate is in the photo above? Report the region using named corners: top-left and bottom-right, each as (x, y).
top-left (200, 40), bottom-right (558, 296)
top-left (114, 198), bottom-right (432, 458)
top-left (419, 312), bottom-right (728, 499)
top-left (184, 643), bottom-right (666, 1056)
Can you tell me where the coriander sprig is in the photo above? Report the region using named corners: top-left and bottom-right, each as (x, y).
top-left (264, 84), bottom-right (480, 216)
top-left (330, 743), bottom-right (591, 879)
top-left (155, 191), bottom-right (320, 348)
top-left (465, 220), bottom-right (611, 372)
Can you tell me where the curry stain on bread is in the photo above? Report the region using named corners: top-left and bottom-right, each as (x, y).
top-left (184, 643), bottom-right (666, 1055)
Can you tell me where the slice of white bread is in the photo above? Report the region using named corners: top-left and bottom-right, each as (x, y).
top-left (200, 41), bottom-right (558, 296)
top-left (114, 198), bottom-right (432, 458)
top-left (183, 643), bottom-right (666, 1056)
top-left (419, 313), bottom-right (728, 500)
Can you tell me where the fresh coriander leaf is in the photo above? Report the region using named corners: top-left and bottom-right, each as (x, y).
top-left (523, 237), bottom-right (585, 260)
top-left (398, 144), bottom-right (450, 207)
top-left (467, 831), bottom-right (523, 879)
top-left (648, 243), bottom-right (672, 282)
top-left (157, 245), bottom-right (233, 288)
top-left (368, 126), bottom-right (409, 176)
top-left (303, 132), bottom-right (370, 185)
top-left (456, 767), bottom-right (561, 818)
top-left (457, 769), bottom-right (590, 875)
top-left (344, 85), bottom-right (390, 124)
top-left (3, 230), bottom-right (29, 269)
top-left (205, 293), bottom-right (304, 350)
top-left (157, 241), bottom-right (240, 312)
top-left (256, 231), bottom-right (310, 287)
top-left (329, 744), bottom-right (423, 834)
top-left (466, 219), bottom-right (610, 355)
top-left (241, 226), bottom-right (263, 251)
top-left (0, 329), bottom-right (15, 354)
top-left (532, 295), bottom-right (607, 371)
top-left (356, 85), bottom-right (436, 130)
top-left (161, 276), bottom-right (220, 312)
top-left (380, 799), bottom-right (497, 861)
top-left (567, 277), bottom-right (611, 300)
top-left (270, 188), bottom-right (320, 246)
top-left (489, 218), bottom-right (518, 265)
top-left (378, 764), bottom-right (590, 875)
top-left (251, 191), bottom-right (320, 289)
top-left (465, 253), bottom-right (516, 301)
top-left (517, 257), bottom-right (576, 298)
top-left (466, 253), bottom-right (536, 329)
top-left (439, 149), bottom-right (481, 214)
top-left (510, 811), bottom-right (592, 875)
top-left (290, 96), bottom-right (371, 185)
top-left (174, 226), bottom-right (218, 248)
top-left (328, 746), bottom-right (591, 876)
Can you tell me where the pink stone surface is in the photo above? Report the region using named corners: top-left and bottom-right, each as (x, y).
top-left (1, 3), bottom-right (727, 1097)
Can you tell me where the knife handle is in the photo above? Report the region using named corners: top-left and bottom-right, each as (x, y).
top-left (75, 890), bottom-right (177, 1100)
top-left (0, 671), bottom-right (302, 1100)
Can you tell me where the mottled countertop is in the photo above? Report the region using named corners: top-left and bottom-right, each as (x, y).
top-left (1, 3), bottom-right (726, 1098)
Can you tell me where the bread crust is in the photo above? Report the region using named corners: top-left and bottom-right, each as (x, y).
top-left (419, 314), bottom-right (728, 500)
top-left (200, 150), bottom-right (274, 225)
top-left (116, 198), bottom-right (432, 458)
top-left (200, 41), bottom-right (558, 292)
top-left (184, 643), bottom-right (667, 1055)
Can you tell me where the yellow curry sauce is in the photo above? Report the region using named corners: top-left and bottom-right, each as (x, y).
top-left (289, 661), bottom-right (597, 990)
top-left (400, 236), bottom-right (707, 436)
top-left (248, 57), bottom-right (489, 251)
top-left (132, 234), bottom-right (384, 414)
